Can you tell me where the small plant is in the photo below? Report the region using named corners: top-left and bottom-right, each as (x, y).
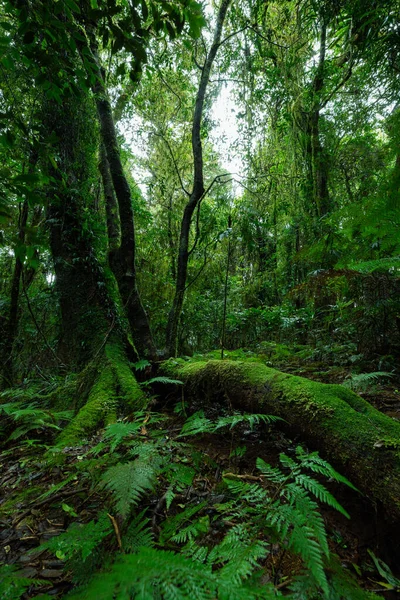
top-left (343, 371), bottom-right (393, 392)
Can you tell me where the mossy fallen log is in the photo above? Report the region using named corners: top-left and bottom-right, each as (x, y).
top-left (163, 358), bottom-right (400, 523)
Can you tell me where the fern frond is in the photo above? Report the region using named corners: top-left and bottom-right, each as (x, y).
top-left (102, 458), bottom-right (159, 518)
top-left (170, 515), bottom-right (209, 544)
top-left (284, 483), bottom-right (329, 557)
top-left (256, 458), bottom-right (287, 484)
top-left (294, 474), bottom-right (350, 518)
top-left (214, 413), bottom-right (283, 431)
top-left (103, 421), bottom-right (142, 451)
top-left (224, 477), bottom-right (270, 505)
top-left (66, 547), bottom-right (217, 600)
top-left (343, 371), bottom-right (393, 392)
top-left (179, 411), bottom-right (214, 436)
top-left (209, 524), bottom-right (268, 585)
top-left (37, 512), bottom-right (112, 561)
top-left (279, 452), bottom-right (301, 475)
top-left (295, 447), bottom-right (359, 491)
top-left (0, 564), bottom-right (46, 600)
top-left (123, 509), bottom-right (154, 553)
top-left (160, 501), bottom-right (207, 545)
top-left (141, 376), bottom-right (183, 387)
top-left (180, 411), bottom-right (282, 438)
top-left (274, 503), bottom-right (328, 595)
top-left (349, 256), bottom-right (400, 273)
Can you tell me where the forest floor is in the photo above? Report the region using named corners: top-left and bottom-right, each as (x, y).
top-left (1, 344), bottom-right (399, 599)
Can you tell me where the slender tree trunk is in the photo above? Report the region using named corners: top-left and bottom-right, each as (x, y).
top-left (1, 200), bottom-right (29, 388)
top-left (89, 47), bottom-right (156, 360)
top-left (167, 194), bottom-right (176, 281)
top-left (99, 142), bottom-right (120, 251)
top-left (309, 20), bottom-right (331, 219)
top-left (166, 0), bottom-right (232, 356)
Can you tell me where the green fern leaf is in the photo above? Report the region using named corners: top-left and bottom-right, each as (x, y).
top-left (295, 447), bottom-right (359, 491)
top-left (141, 376), bottom-right (183, 387)
top-left (122, 509), bottom-right (154, 553)
top-left (294, 473), bottom-right (350, 518)
top-left (102, 458), bottom-right (158, 518)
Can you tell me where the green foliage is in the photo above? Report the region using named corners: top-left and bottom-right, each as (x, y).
top-left (343, 371), bottom-right (394, 392)
top-left (0, 400), bottom-right (72, 443)
top-left (0, 564), bottom-right (45, 600)
top-left (221, 447), bottom-right (359, 599)
top-left (37, 512), bottom-right (112, 562)
top-left (141, 376), bottom-right (184, 387)
top-left (179, 410), bottom-right (282, 437)
top-left (101, 455), bottom-right (160, 518)
top-left (122, 508), bottom-right (155, 553)
top-left (66, 546), bottom-right (278, 600)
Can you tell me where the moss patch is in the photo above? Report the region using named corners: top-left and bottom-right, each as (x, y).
top-left (57, 343), bottom-right (145, 447)
top-left (162, 357), bottom-right (400, 522)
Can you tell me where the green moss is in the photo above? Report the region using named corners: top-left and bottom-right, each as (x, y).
top-left (56, 343), bottom-right (145, 447)
top-left (162, 356), bottom-right (400, 519)
top-left (105, 343), bottom-right (145, 410)
top-left (57, 362), bottom-right (117, 447)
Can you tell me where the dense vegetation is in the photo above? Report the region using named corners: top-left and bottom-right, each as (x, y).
top-left (0, 0), bottom-right (399, 598)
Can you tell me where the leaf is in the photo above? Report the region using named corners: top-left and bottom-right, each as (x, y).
top-left (64, 0), bottom-right (81, 14)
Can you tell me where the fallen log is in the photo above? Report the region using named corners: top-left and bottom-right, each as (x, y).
top-left (163, 358), bottom-right (400, 523)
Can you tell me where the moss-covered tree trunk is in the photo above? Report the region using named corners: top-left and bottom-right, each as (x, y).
top-left (87, 45), bottom-right (156, 361)
top-left (44, 95), bottom-right (117, 368)
top-left (163, 358), bottom-right (400, 523)
top-left (40, 91), bottom-right (145, 443)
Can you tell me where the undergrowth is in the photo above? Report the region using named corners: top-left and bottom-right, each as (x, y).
top-left (0, 389), bottom-right (384, 599)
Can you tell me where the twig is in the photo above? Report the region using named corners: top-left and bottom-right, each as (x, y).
top-left (108, 513), bottom-right (123, 552)
top-left (223, 472), bottom-right (263, 482)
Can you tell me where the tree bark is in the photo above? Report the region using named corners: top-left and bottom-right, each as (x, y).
top-left (88, 47), bottom-right (156, 360)
top-left (44, 94), bottom-right (119, 368)
top-left (165, 0), bottom-right (232, 357)
top-left (99, 142), bottom-right (120, 251)
top-left (163, 358), bottom-right (400, 524)
top-left (1, 200), bottom-right (29, 388)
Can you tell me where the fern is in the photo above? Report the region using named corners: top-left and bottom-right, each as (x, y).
top-left (141, 376), bottom-right (184, 387)
top-left (66, 546), bottom-right (279, 600)
top-left (294, 447), bottom-right (359, 491)
top-left (223, 448), bottom-right (359, 598)
top-left (180, 410), bottom-right (282, 437)
top-left (343, 371), bottom-right (393, 392)
top-left (208, 524), bottom-right (269, 586)
top-left (0, 401), bottom-right (73, 441)
top-left (270, 502), bottom-right (329, 595)
top-left (122, 509), bottom-right (154, 553)
top-left (102, 456), bottom-right (160, 518)
top-left (293, 474), bottom-right (350, 518)
top-left (102, 413), bottom-right (165, 452)
top-left (0, 564), bottom-right (45, 600)
top-left (170, 514), bottom-right (209, 544)
top-left (348, 256), bottom-right (400, 273)
top-left (160, 501), bottom-right (207, 544)
top-left (36, 511), bottom-right (112, 562)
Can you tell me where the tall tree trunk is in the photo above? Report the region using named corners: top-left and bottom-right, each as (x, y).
top-left (1, 200), bottom-right (29, 388)
top-left (166, 0), bottom-right (232, 356)
top-left (44, 94), bottom-right (120, 368)
top-left (99, 142), bottom-right (120, 251)
top-left (88, 46), bottom-right (156, 360)
top-left (309, 20), bottom-right (331, 220)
